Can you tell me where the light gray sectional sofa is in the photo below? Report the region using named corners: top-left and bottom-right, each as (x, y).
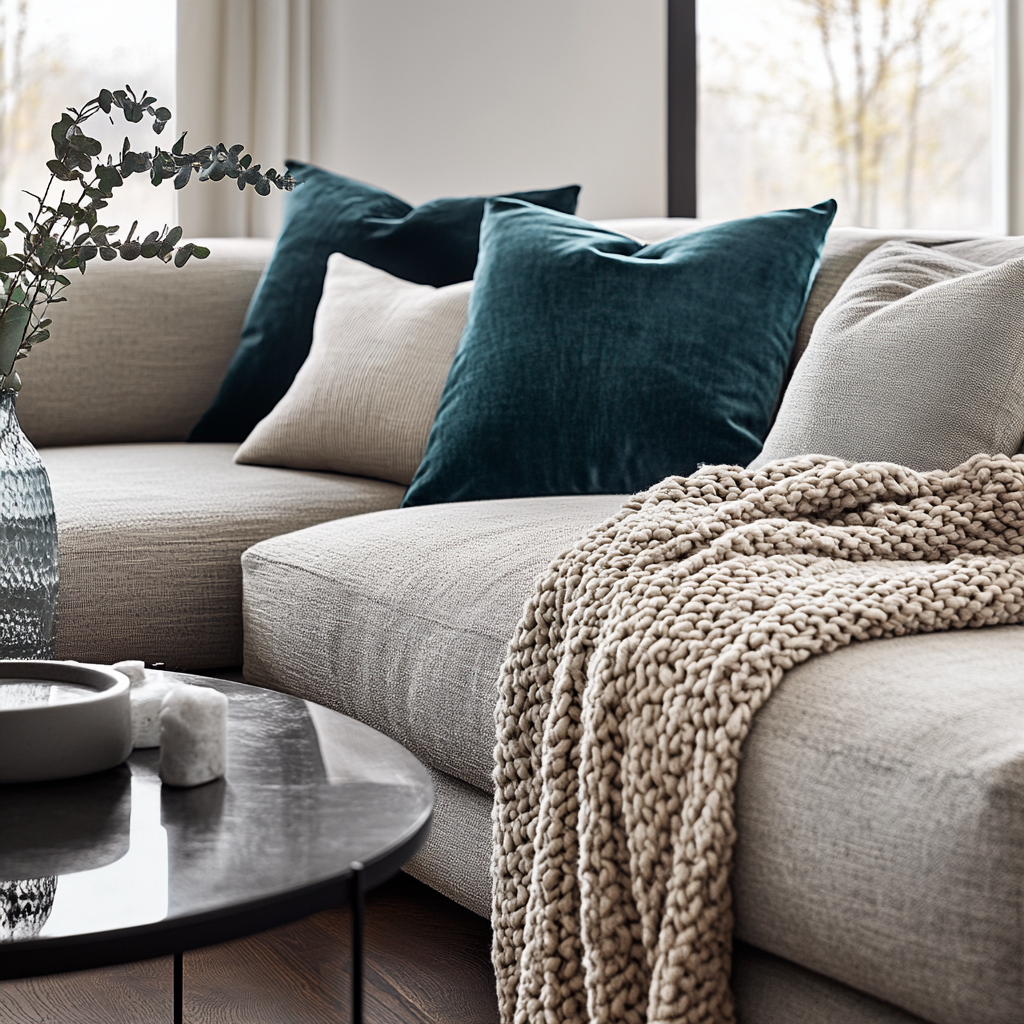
top-left (21, 221), bottom-right (1024, 1024)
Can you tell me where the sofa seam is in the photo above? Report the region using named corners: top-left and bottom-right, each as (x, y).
top-left (244, 549), bottom-right (520, 644)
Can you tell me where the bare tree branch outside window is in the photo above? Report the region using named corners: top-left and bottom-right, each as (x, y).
top-left (698, 0), bottom-right (992, 229)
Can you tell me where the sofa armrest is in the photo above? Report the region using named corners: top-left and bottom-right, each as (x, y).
top-left (14, 237), bottom-right (274, 447)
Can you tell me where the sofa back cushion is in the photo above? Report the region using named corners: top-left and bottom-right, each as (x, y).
top-left (751, 240), bottom-right (1024, 472)
top-left (14, 239), bottom-right (273, 449)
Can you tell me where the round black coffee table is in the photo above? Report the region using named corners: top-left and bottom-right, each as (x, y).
top-left (0, 675), bottom-right (434, 1024)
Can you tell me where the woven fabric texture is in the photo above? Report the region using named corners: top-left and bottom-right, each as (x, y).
top-left (494, 454), bottom-right (1024, 1024)
top-left (732, 624), bottom-right (1024, 1024)
top-left (43, 442), bottom-right (403, 668)
top-left (753, 242), bottom-right (1024, 472)
top-left (15, 239), bottom-right (273, 447)
top-left (242, 493), bottom-right (628, 790)
top-left (235, 253), bottom-right (472, 485)
top-left (401, 762), bottom-right (494, 918)
top-left (729, 945), bottom-right (927, 1024)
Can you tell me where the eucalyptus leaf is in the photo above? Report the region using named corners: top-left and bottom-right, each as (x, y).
top-left (0, 305), bottom-right (30, 375)
top-left (67, 133), bottom-right (102, 157)
top-left (46, 159), bottom-right (77, 181)
top-left (95, 165), bottom-right (122, 192)
top-left (35, 237), bottom-right (57, 264)
top-left (0, 256), bottom-right (23, 274)
top-left (50, 113), bottom-right (74, 153)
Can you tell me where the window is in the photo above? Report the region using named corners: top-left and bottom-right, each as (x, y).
top-left (0, 0), bottom-right (176, 234)
top-left (695, 0), bottom-right (994, 229)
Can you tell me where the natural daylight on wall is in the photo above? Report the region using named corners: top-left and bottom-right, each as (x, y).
top-left (697, 0), bottom-right (994, 229)
top-left (0, 0), bottom-right (176, 237)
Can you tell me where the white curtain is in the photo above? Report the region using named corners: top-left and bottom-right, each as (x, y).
top-left (995, 0), bottom-right (1024, 234)
top-left (176, 0), bottom-right (311, 238)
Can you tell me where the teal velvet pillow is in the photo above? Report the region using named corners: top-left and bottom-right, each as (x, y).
top-left (402, 197), bottom-right (836, 506)
top-left (189, 163), bottom-right (580, 442)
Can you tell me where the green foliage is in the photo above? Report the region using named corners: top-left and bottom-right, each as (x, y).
top-left (0, 84), bottom-right (297, 390)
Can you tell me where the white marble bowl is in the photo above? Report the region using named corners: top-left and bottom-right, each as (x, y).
top-left (0, 661), bottom-right (132, 783)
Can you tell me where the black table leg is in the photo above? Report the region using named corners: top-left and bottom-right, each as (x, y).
top-left (173, 950), bottom-right (183, 1024)
top-left (350, 861), bottom-right (364, 1024)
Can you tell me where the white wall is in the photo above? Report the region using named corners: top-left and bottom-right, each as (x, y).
top-left (308, 0), bottom-right (666, 221)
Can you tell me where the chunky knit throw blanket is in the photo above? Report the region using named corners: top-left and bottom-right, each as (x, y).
top-left (492, 454), bottom-right (1024, 1024)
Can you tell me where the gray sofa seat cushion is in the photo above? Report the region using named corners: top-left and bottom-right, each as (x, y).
top-left (43, 442), bottom-right (404, 669)
top-left (244, 495), bottom-right (1024, 1024)
top-left (243, 494), bottom-right (628, 790)
top-left (734, 626), bottom-right (1024, 1024)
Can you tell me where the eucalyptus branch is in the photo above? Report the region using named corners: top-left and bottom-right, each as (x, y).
top-left (0, 84), bottom-right (297, 390)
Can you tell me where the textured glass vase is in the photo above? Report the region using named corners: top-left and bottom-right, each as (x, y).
top-left (0, 390), bottom-right (58, 658)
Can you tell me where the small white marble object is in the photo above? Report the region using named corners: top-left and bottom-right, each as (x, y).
top-left (112, 660), bottom-right (147, 685)
top-left (129, 675), bottom-right (175, 748)
top-left (159, 684), bottom-right (228, 787)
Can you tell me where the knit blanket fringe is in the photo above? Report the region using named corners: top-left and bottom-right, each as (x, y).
top-left (491, 454), bottom-right (1024, 1024)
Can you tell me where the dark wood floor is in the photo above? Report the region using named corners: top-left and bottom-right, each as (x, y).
top-left (0, 873), bottom-right (499, 1023)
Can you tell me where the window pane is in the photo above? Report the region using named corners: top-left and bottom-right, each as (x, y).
top-left (0, 0), bottom-right (175, 235)
top-left (697, 0), bottom-right (993, 229)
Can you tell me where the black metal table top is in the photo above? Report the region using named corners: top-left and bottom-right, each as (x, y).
top-left (0, 675), bottom-right (434, 979)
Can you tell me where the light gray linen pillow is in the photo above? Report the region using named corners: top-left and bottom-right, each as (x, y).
top-left (750, 241), bottom-right (1024, 472)
top-left (235, 252), bottom-right (471, 485)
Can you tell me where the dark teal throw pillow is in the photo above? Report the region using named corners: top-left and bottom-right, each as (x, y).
top-left (189, 163), bottom-right (581, 442)
top-left (402, 197), bottom-right (836, 506)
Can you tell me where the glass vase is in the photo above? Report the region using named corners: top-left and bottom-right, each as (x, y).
top-left (0, 390), bottom-right (58, 658)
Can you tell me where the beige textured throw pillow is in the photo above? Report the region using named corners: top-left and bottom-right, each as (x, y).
top-left (750, 241), bottom-right (1024, 472)
top-left (235, 253), bottom-right (472, 485)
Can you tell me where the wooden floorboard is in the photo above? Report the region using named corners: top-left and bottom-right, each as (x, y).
top-left (0, 873), bottom-right (499, 1024)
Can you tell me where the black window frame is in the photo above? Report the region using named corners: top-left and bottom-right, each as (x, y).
top-left (668, 0), bottom-right (697, 217)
